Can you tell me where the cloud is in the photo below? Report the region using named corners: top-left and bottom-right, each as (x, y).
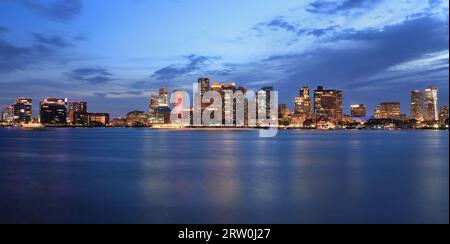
top-left (0, 26), bottom-right (8, 34)
top-left (67, 68), bottom-right (115, 84)
top-left (0, 33), bottom-right (77, 73)
top-left (0, 40), bottom-right (31, 72)
top-left (17, 0), bottom-right (82, 22)
top-left (33, 33), bottom-right (73, 48)
top-left (306, 0), bottom-right (384, 14)
top-left (266, 17), bottom-right (298, 33)
top-left (151, 55), bottom-right (220, 80)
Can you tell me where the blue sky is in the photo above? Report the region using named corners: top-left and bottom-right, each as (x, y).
top-left (0, 0), bottom-right (448, 117)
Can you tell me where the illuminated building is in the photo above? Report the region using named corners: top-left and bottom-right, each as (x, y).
top-left (278, 104), bottom-right (292, 126)
top-left (439, 105), bottom-right (449, 126)
top-left (294, 87), bottom-right (312, 119)
top-left (159, 88), bottom-right (169, 106)
top-left (222, 83), bottom-right (236, 126)
top-left (88, 113), bottom-right (110, 126)
top-left (13, 97), bottom-right (33, 124)
top-left (67, 101), bottom-right (87, 124)
top-left (424, 86), bottom-right (438, 121)
top-left (199, 78), bottom-right (210, 95)
top-left (39, 98), bottom-right (67, 125)
top-left (410, 90), bottom-right (424, 121)
top-left (314, 86), bottom-right (343, 123)
top-left (351, 104), bottom-right (366, 118)
top-left (2, 106), bottom-right (14, 123)
top-left (126, 110), bottom-right (148, 127)
top-left (373, 102), bottom-right (401, 119)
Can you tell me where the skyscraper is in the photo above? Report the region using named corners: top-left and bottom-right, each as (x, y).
top-left (410, 90), bottom-right (424, 121)
top-left (13, 97), bottom-right (32, 124)
top-left (159, 88), bottom-right (169, 106)
top-left (424, 86), bottom-right (438, 121)
top-left (314, 86), bottom-right (343, 122)
top-left (67, 101), bottom-right (87, 124)
top-left (258, 87), bottom-right (275, 121)
top-left (373, 102), bottom-right (401, 119)
top-left (294, 87), bottom-right (312, 118)
top-left (198, 78), bottom-right (210, 95)
top-left (39, 98), bottom-right (68, 125)
top-left (439, 105), bottom-right (449, 126)
top-left (351, 104), bottom-right (366, 118)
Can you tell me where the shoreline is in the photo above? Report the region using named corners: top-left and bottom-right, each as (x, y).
top-left (1, 125), bottom-right (448, 131)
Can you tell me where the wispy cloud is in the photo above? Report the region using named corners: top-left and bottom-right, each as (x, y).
top-left (33, 33), bottom-right (74, 48)
top-left (17, 0), bottom-right (82, 22)
top-left (67, 68), bottom-right (115, 84)
top-left (306, 0), bottom-right (384, 14)
top-left (151, 55), bottom-right (220, 80)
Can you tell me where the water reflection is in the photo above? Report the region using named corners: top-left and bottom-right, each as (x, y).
top-left (0, 128), bottom-right (448, 224)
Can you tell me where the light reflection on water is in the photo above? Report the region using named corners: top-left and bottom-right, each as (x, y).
top-left (0, 128), bottom-right (448, 224)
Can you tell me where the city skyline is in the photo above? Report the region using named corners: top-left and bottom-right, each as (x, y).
top-left (1, 81), bottom-right (447, 130)
top-left (0, 0), bottom-right (449, 118)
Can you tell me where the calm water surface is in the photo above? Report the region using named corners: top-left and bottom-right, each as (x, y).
top-left (0, 128), bottom-right (448, 224)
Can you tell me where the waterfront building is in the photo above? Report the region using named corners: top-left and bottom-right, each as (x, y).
top-left (88, 113), bottom-right (110, 126)
top-left (2, 106), bottom-right (14, 123)
top-left (350, 104), bottom-right (366, 118)
top-left (373, 102), bottom-right (401, 119)
top-left (424, 86), bottom-right (438, 121)
top-left (314, 86), bottom-right (343, 123)
top-left (67, 101), bottom-right (87, 124)
top-left (39, 98), bottom-right (67, 125)
top-left (294, 86), bottom-right (312, 119)
top-left (439, 105), bottom-right (449, 126)
top-left (13, 97), bottom-right (33, 124)
top-left (410, 90), bottom-right (424, 121)
top-left (126, 111), bottom-right (148, 127)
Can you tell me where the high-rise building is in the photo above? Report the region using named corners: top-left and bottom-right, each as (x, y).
top-left (314, 86), bottom-right (343, 122)
top-left (294, 87), bottom-right (312, 118)
top-left (424, 86), bottom-right (438, 121)
top-left (159, 88), bottom-right (169, 106)
top-left (39, 98), bottom-right (67, 125)
top-left (198, 78), bottom-right (211, 95)
top-left (222, 83), bottom-right (237, 125)
top-left (410, 90), bottom-right (424, 121)
top-left (13, 97), bottom-right (32, 124)
top-left (2, 106), bottom-right (14, 123)
top-left (258, 87), bottom-right (274, 120)
top-left (373, 102), bottom-right (401, 119)
top-left (351, 104), bottom-right (366, 118)
top-left (67, 101), bottom-right (87, 124)
top-left (439, 105), bottom-right (449, 126)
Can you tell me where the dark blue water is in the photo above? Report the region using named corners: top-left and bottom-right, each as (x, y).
top-left (0, 128), bottom-right (448, 224)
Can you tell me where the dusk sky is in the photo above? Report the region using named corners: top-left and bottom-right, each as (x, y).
top-left (0, 0), bottom-right (448, 117)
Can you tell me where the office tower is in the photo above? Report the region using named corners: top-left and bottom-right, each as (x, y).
top-left (2, 106), bottom-right (14, 123)
top-left (237, 86), bottom-right (248, 126)
top-left (39, 98), bottom-right (67, 125)
top-left (159, 88), bottom-right (169, 106)
top-left (410, 90), bottom-right (424, 121)
top-left (258, 87), bottom-right (274, 120)
top-left (67, 101), bottom-right (87, 124)
top-left (314, 86), bottom-right (343, 122)
top-left (198, 78), bottom-right (211, 95)
top-left (373, 102), bottom-right (401, 119)
top-left (351, 104), bottom-right (366, 118)
top-left (222, 83), bottom-right (237, 125)
top-left (424, 86), bottom-right (438, 121)
top-left (439, 105), bottom-right (449, 126)
top-left (13, 97), bottom-right (32, 124)
top-left (294, 87), bottom-right (312, 118)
